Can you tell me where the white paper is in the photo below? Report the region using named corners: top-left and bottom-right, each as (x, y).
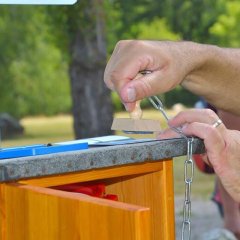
top-left (56, 135), bottom-right (131, 146)
top-left (0, 0), bottom-right (77, 4)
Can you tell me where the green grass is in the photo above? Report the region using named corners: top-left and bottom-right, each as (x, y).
top-left (2, 115), bottom-right (74, 147)
top-left (2, 110), bottom-right (215, 199)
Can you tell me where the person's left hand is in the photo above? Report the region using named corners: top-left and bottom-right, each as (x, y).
top-left (158, 109), bottom-right (240, 202)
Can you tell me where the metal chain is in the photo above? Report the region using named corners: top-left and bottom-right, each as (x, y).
top-left (148, 96), bottom-right (194, 240)
top-left (139, 70), bottom-right (195, 239)
top-left (181, 137), bottom-right (194, 240)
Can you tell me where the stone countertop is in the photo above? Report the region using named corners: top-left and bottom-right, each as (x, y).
top-left (0, 138), bottom-right (205, 182)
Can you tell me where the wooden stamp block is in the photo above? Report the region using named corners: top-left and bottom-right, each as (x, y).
top-left (111, 118), bottom-right (162, 133)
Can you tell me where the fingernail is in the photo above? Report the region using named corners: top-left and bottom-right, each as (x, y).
top-left (127, 87), bottom-right (136, 102)
top-left (123, 103), bottom-right (130, 112)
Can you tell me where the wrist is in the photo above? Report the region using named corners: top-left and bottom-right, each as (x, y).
top-left (180, 42), bottom-right (222, 95)
top-left (184, 42), bottom-right (221, 79)
top-left (180, 43), bottom-right (240, 114)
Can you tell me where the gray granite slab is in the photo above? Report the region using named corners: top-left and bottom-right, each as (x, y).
top-left (0, 138), bottom-right (205, 182)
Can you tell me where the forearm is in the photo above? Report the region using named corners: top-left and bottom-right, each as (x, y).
top-left (182, 43), bottom-right (240, 115)
top-left (105, 40), bottom-right (240, 114)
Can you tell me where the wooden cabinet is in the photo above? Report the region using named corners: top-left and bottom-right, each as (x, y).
top-left (0, 160), bottom-right (175, 240)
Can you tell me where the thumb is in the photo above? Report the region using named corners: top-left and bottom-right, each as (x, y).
top-left (120, 71), bottom-right (161, 102)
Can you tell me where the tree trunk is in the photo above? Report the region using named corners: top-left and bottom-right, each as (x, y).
top-left (69, 0), bottom-right (113, 139)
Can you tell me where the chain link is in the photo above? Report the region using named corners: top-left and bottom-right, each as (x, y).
top-left (148, 96), bottom-right (195, 240)
top-left (181, 137), bottom-right (194, 240)
top-left (140, 67), bottom-right (195, 239)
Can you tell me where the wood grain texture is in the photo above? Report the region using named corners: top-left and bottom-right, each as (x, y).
top-left (161, 160), bottom-right (175, 239)
top-left (1, 183), bottom-right (151, 240)
top-left (104, 160), bottom-right (175, 240)
top-left (1, 160), bottom-right (175, 240)
top-left (19, 161), bottom-right (163, 187)
top-left (0, 184), bottom-right (5, 240)
top-left (129, 101), bottom-right (143, 119)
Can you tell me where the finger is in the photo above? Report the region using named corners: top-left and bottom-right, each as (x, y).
top-left (104, 40), bottom-right (133, 82)
top-left (182, 122), bottom-right (226, 159)
top-left (157, 128), bottom-right (181, 139)
top-left (114, 71), bottom-right (155, 112)
top-left (168, 109), bottom-right (226, 130)
top-left (104, 41), bottom-right (147, 92)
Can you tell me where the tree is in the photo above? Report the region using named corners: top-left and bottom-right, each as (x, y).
top-left (47, 0), bottom-right (113, 139)
top-left (68, 1), bottom-right (113, 138)
top-left (0, 2), bottom-right (113, 139)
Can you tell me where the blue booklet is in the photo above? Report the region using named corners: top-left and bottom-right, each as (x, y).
top-left (0, 135), bottom-right (156, 160)
top-left (0, 142), bottom-right (88, 160)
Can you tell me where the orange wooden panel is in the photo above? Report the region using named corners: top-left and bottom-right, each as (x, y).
top-left (1, 183), bottom-right (151, 240)
top-left (0, 184), bottom-right (5, 240)
top-left (161, 160), bottom-right (175, 240)
top-left (20, 161), bottom-right (164, 187)
top-left (104, 159), bottom-right (175, 240)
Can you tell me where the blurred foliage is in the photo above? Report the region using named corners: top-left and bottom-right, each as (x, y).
top-left (161, 0), bottom-right (226, 43)
top-left (0, 6), bottom-right (71, 118)
top-left (209, 0), bottom-right (240, 47)
top-left (111, 92), bottom-right (123, 112)
top-left (135, 17), bottom-right (181, 41)
top-left (0, 0), bottom-right (239, 117)
top-left (164, 86), bottom-right (199, 108)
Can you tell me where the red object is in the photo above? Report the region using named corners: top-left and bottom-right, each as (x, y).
top-left (52, 182), bottom-right (118, 201)
top-left (103, 194), bottom-right (118, 201)
top-left (74, 186), bottom-right (96, 196)
top-left (53, 184), bottom-right (83, 192)
top-left (193, 154), bottom-right (214, 174)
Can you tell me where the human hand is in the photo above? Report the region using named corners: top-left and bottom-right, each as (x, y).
top-left (104, 40), bottom-right (199, 112)
top-left (158, 109), bottom-right (240, 202)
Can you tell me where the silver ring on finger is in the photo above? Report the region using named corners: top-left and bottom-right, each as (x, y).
top-left (212, 119), bottom-right (223, 128)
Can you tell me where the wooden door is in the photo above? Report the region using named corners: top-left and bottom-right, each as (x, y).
top-left (0, 183), bottom-right (150, 240)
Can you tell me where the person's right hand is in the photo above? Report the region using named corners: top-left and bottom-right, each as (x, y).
top-left (158, 109), bottom-right (240, 202)
top-left (104, 40), bottom-right (200, 112)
